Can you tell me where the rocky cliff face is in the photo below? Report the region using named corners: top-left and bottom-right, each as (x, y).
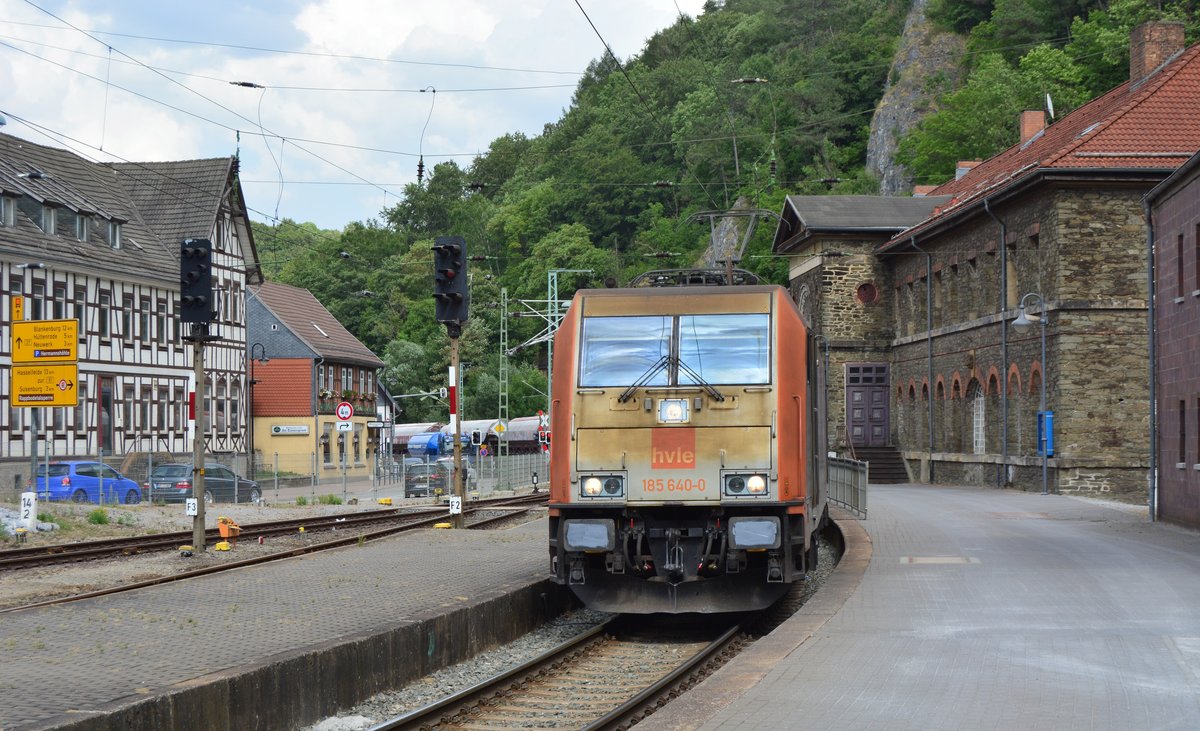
top-left (866, 0), bottom-right (966, 195)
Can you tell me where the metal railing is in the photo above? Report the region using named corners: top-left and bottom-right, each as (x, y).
top-left (828, 456), bottom-right (868, 518)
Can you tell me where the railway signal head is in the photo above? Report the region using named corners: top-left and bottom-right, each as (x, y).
top-left (179, 238), bottom-right (213, 324)
top-left (432, 235), bottom-right (469, 325)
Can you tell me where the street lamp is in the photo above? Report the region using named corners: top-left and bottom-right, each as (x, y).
top-left (1012, 293), bottom-right (1049, 495)
top-left (248, 343), bottom-right (269, 477)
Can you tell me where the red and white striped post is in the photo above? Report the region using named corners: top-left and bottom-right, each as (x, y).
top-left (449, 342), bottom-right (465, 528)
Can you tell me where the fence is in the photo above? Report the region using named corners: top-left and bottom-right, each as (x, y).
top-left (26, 442), bottom-right (550, 506)
top-left (828, 456), bottom-right (868, 518)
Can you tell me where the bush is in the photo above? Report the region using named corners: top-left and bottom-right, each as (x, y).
top-left (87, 509), bottom-right (109, 525)
top-left (37, 511), bottom-right (53, 523)
top-left (295, 496), bottom-right (308, 506)
top-left (317, 494), bottom-right (343, 505)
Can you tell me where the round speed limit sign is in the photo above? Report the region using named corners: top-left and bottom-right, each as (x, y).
top-left (335, 401), bottom-right (353, 420)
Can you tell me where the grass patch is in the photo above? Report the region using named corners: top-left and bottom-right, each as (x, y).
top-left (295, 496), bottom-right (307, 506)
top-left (317, 494), bottom-right (343, 505)
top-left (87, 509), bottom-right (110, 525)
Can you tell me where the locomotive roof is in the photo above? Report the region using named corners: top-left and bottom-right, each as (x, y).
top-left (575, 284), bottom-right (784, 298)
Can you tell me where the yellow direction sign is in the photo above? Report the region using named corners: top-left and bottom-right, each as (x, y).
top-left (11, 319), bottom-right (78, 363)
top-left (12, 363), bottom-right (80, 407)
top-left (10, 295), bottom-right (24, 323)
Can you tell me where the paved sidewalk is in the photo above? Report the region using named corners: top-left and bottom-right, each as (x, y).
top-left (644, 485), bottom-right (1200, 731)
top-left (0, 519), bottom-right (549, 730)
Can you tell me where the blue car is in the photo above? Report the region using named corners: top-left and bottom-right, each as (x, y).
top-left (34, 461), bottom-right (143, 504)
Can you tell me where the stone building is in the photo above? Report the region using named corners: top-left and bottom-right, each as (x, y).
top-left (773, 195), bottom-right (946, 470)
top-left (776, 22), bottom-right (1200, 500)
top-left (1146, 150), bottom-right (1200, 528)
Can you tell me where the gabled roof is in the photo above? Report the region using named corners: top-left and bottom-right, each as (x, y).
top-left (774, 194), bottom-right (950, 252)
top-left (0, 133), bottom-right (256, 283)
top-left (251, 281), bottom-right (384, 368)
top-left (880, 38), bottom-right (1200, 251)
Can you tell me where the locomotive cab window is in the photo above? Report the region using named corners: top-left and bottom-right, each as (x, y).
top-left (678, 314), bottom-right (769, 384)
top-left (579, 316), bottom-right (671, 387)
top-left (579, 313), bottom-right (770, 387)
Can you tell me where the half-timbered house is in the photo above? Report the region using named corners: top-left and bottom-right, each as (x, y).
top-left (1, 132), bottom-right (260, 492)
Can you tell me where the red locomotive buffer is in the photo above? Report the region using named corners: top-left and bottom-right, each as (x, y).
top-left (547, 284), bottom-right (829, 613)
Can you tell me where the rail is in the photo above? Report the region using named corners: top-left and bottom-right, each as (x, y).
top-left (828, 456), bottom-right (868, 518)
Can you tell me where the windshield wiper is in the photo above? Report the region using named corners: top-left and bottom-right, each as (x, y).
top-left (676, 359), bottom-right (725, 402)
top-left (617, 355), bottom-right (671, 403)
top-left (616, 356), bottom-right (725, 403)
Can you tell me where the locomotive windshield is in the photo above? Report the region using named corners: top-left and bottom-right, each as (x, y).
top-left (579, 313), bottom-right (770, 387)
top-left (678, 314), bottom-right (770, 384)
top-left (579, 316), bottom-right (671, 387)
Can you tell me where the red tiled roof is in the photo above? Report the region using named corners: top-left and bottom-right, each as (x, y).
top-left (251, 281), bottom-right (384, 368)
top-left (885, 40), bottom-right (1200, 247)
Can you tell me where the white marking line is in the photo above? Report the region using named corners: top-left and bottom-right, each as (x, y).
top-left (899, 556), bottom-right (981, 564)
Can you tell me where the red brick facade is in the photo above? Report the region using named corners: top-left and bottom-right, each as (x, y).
top-left (1149, 152), bottom-right (1200, 528)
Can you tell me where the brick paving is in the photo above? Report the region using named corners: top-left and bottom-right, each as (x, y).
top-left (644, 485), bottom-right (1200, 730)
top-left (0, 518), bottom-right (546, 730)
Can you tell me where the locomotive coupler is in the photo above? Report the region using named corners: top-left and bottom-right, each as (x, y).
top-left (663, 528), bottom-right (685, 582)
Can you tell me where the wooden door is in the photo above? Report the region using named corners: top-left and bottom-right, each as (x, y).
top-left (847, 364), bottom-right (889, 448)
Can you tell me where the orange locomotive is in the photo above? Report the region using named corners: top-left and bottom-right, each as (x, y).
top-left (548, 283), bottom-right (828, 613)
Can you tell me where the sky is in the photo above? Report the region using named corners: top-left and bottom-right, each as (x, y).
top-left (0, 0), bottom-right (707, 231)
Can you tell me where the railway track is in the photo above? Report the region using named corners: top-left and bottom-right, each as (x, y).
top-left (0, 492), bottom-right (547, 571)
top-left (374, 618), bottom-right (748, 730)
top-left (0, 492), bottom-right (548, 613)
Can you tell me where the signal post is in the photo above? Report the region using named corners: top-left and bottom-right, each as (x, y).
top-left (180, 238), bottom-right (216, 552)
top-left (433, 236), bottom-right (469, 528)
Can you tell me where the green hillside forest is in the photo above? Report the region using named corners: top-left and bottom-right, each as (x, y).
top-left (251, 0), bottom-right (1200, 423)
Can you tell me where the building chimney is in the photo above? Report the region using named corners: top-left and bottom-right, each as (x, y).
top-left (1130, 21), bottom-right (1185, 84)
top-left (1019, 110), bottom-right (1045, 144)
top-left (955, 160), bottom-right (981, 181)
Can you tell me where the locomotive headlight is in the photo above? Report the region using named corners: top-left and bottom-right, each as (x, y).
top-left (603, 476), bottom-right (623, 495)
top-left (657, 398), bottom-right (689, 424)
top-left (724, 473), bottom-right (769, 497)
top-left (580, 475), bottom-right (624, 498)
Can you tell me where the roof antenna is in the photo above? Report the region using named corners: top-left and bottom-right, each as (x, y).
top-left (1045, 93), bottom-right (1055, 120)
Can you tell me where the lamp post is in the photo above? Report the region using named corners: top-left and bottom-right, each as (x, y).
top-left (248, 343), bottom-right (269, 478)
top-left (1012, 293), bottom-right (1048, 495)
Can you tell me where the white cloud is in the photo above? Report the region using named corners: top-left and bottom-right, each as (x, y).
top-left (1, 0), bottom-right (706, 228)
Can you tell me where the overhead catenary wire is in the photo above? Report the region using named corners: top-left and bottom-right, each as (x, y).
top-left (19, 0), bottom-right (404, 204)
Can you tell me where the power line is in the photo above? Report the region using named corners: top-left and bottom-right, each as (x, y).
top-left (20, 0), bottom-right (403, 203)
top-left (0, 18), bottom-right (585, 76)
top-left (0, 32), bottom-right (582, 93)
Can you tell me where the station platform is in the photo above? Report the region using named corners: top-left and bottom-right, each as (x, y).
top-left (643, 484), bottom-right (1200, 730)
top-left (0, 517), bottom-right (561, 731)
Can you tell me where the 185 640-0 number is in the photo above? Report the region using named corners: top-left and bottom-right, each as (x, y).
top-left (642, 477), bottom-right (707, 492)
